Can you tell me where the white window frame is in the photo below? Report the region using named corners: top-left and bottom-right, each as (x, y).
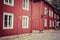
top-left (44, 7), bottom-right (48, 15)
top-left (22, 0), bottom-right (29, 10)
top-left (3, 12), bottom-right (14, 29)
top-left (4, 0), bottom-right (14, 6)
top-left (44, 19), bottom-right (47, 27)
top-left (22, 16), bottom-right (29, 28)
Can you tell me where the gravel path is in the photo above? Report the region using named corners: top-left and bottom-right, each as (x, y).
top-left (0, 30), bottom-right (60, 40)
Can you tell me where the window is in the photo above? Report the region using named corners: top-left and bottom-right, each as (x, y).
top-left (48, 0), bottom-right (51, 1)
top-left (57, 21), bottom-right (59, 26)
top-left (52, 21), bottom-right (54, 27)
top-left (23, 0), bottom-right (29, 10)
top-left (44, 19), bottom-right (47, 27)
top-left (57, 15), bottom-right (59, 19)
top-left (4, 0), bottom-right (14, 6)
top-left (51, 11), bottom-right (53, 17)
top-left (49, 20), bottom-right (52, 27)
top-left (54, 14), bottom-right (56, 18)
top-left (22, 16), bottom-right (29, 28)
top-left (3, 12), bottom-right (14, 29)
top-left (55, 20), bottom-right (57, 26)
top-left (53, 21), bottom-right (54, 27)
top-left (44, 7), bottom-right (48, 15)
top-left (49, 10), bottom-right (51, 17)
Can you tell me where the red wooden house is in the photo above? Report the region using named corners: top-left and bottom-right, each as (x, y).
top-left (0, 0), bottom-right (60, 37)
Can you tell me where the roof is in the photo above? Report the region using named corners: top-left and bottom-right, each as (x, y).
top-left (33, 0), bottom-right (60, 14)
top-left (43, 0), bottom-right (60, 14)
top-left (43, 0), bottom-right (55, 9)
top-left (33, 0), bottom-right (55, 9)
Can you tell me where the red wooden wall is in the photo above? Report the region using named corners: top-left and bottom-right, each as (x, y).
top-left (0, 0), bottom-right (60, 37)
top-left (0, 0), bottom-right (32, 37)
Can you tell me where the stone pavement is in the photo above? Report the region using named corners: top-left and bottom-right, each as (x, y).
top-left (0, 30), bottom-right (60, 40)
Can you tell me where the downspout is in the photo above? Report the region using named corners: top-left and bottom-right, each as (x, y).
top-left (31, 0), bottom-right (32, 33)
top-left (39, 0), bottom-right (43, 31)
top-left (39, 0), bottom-right (40, 31)
top-left (48, 6), bottom-right (50, 29)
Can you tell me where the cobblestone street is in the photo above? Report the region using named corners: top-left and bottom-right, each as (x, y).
top-left (0, 30), bottom-right (60, 40)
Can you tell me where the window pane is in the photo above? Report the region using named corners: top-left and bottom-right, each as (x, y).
top-left (53, 21), bottom-right (54, 27)
top-left (23, 0), bottom-right (25, 8)
top-left (50, 20), bottom-right (52, 27)
top-left (51, 11), bottom-right (53, 17)
top-left (51, 21), bottom-right (54, 27)
top-left (48, 0), bottom-right (51, 1)
top-left (54, 14), bottom-right (56, 18)
top-left (9, 15), bottom-right (12, 27)
top-left (49, 10), bottom-right (50, 16)
top-left (57, 15), bottom-right (59, 19)
top-left (9, 0), bottom-right (12, 4)
top-left (26, 0), bottom-right (28, 9)
top-left (5, 0), bottom-right (8, 3)
top-left (57, 21), bottom-right (59, 26)
top-left (5, 15), bottom-right (8, 20)
top-left (44, 19), bottom-right (47, 27)
top-left (25, 17), bottom-right (27, 26)
top-left (4, 15), bottom-right (8, 27)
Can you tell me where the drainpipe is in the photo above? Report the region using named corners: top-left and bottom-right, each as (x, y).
top-left (31, 0), bottom-right (32, 33)
top-left (39, 0), bottom-right (40, 31)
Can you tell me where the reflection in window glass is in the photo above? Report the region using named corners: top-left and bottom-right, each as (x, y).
top-left (5, 0), bottom-right (8, 3)
top-left (9, 0), bottom-right (12, 4)
top-left (9, 15), bottom-right (12, 27)
top-left (4, 15), bottom-right (8, 27)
